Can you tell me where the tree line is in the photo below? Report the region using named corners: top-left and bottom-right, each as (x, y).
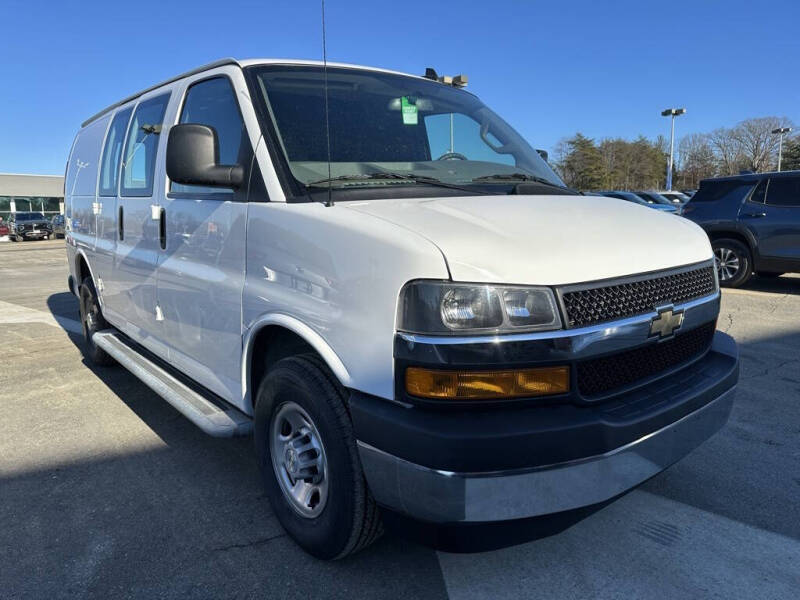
top-left (552, 116), bottom-right (799, 192)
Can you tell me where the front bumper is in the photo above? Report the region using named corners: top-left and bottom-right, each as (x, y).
top-left (355, 329), bottom-right (738, 523)
top-left (20, 230), bottom-right (51, 239)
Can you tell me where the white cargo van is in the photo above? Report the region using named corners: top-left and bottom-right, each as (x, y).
top-left (65, 58), bottom-right (738, 558)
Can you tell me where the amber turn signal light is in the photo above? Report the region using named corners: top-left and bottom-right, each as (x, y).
top-left (405, 366), bottom-right (570, 400)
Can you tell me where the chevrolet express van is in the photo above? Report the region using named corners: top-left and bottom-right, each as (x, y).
top-left (65, 58), bottom-right (739, 558)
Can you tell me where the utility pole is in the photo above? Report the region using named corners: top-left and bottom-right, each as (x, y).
top-left (772, 127), bottom-right (792, 171)
top-left (661, 108), bottom-right (686, 190)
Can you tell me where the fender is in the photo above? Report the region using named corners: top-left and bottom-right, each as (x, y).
top-left (702, 222), bottom-right (761, 259)
top-left (240, 312), bottom-right (353, 407)
top-left (73, 246), bottom-right (103, 307)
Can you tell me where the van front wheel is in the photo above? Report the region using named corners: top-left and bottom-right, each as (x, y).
top-left (254, 355), bottom-right (382, 559)
top-left (78, 277), bottom-right (115, 366)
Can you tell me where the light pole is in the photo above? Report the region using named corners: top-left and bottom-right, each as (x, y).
top-left (661, 108), bottom-right (686, 190)
top-left (771, 127), bottom-right (792, 172)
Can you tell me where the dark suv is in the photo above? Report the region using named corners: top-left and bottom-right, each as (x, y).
top-left (682, 171), bottom-right (800, 287)
top-left (8, 212), bottom-right (53, 242)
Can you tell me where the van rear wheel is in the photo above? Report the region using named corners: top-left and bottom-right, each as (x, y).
top-left (78, 277), bottom-right (115, 366)
top-left (254, 355), bottom-right (382, 559)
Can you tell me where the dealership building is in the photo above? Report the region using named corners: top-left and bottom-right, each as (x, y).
top-left (0, 173), bottom-right (65, 222)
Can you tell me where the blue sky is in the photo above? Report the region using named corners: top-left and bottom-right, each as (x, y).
top-left (1, 0), bottom-right (798, 175)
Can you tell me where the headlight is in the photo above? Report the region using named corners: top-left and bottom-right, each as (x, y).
top-left (397, 281), bottom-right (562, 335)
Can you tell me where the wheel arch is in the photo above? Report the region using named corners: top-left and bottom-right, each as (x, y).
top-left (74, 249), bottom-right (99, 300)
top-left (242, 314), bottom-right (352, 412)
top-left (704, 226), bottom-right (757, 258)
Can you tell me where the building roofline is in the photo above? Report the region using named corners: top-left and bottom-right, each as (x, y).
top-left (0, 173), bottom-right (64, 178)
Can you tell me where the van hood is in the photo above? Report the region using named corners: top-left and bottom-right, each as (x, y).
top-left (346, 194), bottom-right (712, 285)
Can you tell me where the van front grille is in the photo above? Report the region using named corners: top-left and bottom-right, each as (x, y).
top-left (561, 265), bottom-right (716, 328)
top-left (576, 322), bottom-right (716, 398)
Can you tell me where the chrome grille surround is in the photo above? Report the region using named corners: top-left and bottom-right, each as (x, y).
top-left (558, 261), bottom-right (717, 329)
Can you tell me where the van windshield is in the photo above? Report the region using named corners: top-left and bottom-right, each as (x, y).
top-left (248, 65), bottom-right (566, 198)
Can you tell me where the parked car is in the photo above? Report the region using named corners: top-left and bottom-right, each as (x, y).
top-left (634, 191), bottom-right (679, 206)
top-left (50, 214), bottom-right (66, 238)
top-left (658, 191), bottom-right (692, 204)
top-left (597, 190), bottom-right (678, 213)
top-left (682, 171), bottom-right (800, 287)
top-left (0, 220), bottom-right (9, 237)
top-left (8, 212), bottom-right (53, 241)
top-left (64, 58), bottom-right (738, 559)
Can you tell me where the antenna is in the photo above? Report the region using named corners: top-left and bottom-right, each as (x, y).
top-left (321, 0), bottom-right (333, 207)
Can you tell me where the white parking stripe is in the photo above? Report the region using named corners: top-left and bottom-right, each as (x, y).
top-left (437, 489), bottom-right (800, 600)
top-left (0, 299), bottom-right (82, 334)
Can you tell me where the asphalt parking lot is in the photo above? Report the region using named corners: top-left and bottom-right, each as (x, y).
top-left (1, 239), bottom-right (799, 599)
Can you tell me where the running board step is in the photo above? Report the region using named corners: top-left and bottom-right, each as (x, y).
top-left (93, 330), bottom-right (252, 437)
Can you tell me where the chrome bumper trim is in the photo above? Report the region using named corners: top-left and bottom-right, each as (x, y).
top-left (398, 292), bottom-right (719, 347)
top-left (358, 386), bottom-right (735, 523)
top-left (395, 292), bottom-right (720, 367)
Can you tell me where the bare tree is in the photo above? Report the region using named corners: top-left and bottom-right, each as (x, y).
top-left (707, 127), bottom-right (743, 176)
top-left (732, 116), bottom-right (794, 172)
top-left (677, 133), bottom-right (716, 187)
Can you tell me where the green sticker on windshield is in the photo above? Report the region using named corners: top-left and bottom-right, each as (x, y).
top-left (401, 96), bottom-right (418, 125)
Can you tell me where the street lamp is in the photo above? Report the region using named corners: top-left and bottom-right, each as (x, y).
top-left (771, 127), bottom-right (792, 172)
top-left (661, 108), bottom-right (686, 191)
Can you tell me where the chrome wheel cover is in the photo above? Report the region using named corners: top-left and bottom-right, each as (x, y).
top-left (269, 401), bottom-right (329, 518)
top-left (714, 247), bottom-right (741, 282)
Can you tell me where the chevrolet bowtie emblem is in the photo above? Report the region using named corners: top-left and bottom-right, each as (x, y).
top-left (649, 306), bottom-right (684, 339)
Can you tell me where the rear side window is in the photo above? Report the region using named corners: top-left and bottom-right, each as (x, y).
top-left (749, 179), bottom-right (767, 204)
top-left (765, 177), bottom-right (800, 207)
top-left (172, 77), bottom-right (247, 194)
top-left (121, 94), bottom-right (170, 197)
top-left (99, 107), bottom-right (133, 196)
top-left (691, 181), bottom-right (753, 203)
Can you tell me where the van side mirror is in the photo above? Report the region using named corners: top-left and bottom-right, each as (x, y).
top-left (166, 124), bottom-right (244, 189)
top-left (536, 149), bottom-right (549, 162)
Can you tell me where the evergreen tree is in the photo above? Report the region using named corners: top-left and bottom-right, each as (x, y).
top-left (780, 138), bottom-right (800, 171)
top-left (557, 134), bottom-right (605, 190)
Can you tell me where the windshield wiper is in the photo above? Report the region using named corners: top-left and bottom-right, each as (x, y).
top-left (307, 173), bottom-right (416, 186)
top-left (306, 172), bottom-right (490, 195)
top-left (471, 173), bottom-right (570, 190)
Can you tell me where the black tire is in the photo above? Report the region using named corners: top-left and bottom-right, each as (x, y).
top-left (757, 271), bottom-right (784, 278)
top-left (78, 277), bottom-right (115, 366)
top-left (712, 238), bottom-right (752, 288)
top-left (254, 355), bottom-right (382, 559)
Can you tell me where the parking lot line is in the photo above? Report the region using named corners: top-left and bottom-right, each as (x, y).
top-left (0, 298), bottom-right (81, 333)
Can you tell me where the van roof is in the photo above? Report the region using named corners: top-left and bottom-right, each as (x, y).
top-left (81, 58), bottom-right (429, 128)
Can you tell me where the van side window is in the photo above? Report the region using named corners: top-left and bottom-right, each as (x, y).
top-left (749, 179), bottom-right (767, 204)
top-left (99, 107), bottom-right (133, 196)
top-left (121, 94), bottom-right (170, 197)
top-left (765, 177), bottom-right (800, 207)
top-left (171, 77), bottom-right (247, 194)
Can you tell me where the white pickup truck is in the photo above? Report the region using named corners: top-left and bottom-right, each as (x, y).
top-left (64, 58), bottom-right (738, 558)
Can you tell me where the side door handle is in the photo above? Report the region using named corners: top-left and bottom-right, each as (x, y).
top-left (159, 207), bottom-right (166, 250)
top-left (742, 211), bottom-right (767, 218)
top-left (118, 206), bottom-right (124, 241)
